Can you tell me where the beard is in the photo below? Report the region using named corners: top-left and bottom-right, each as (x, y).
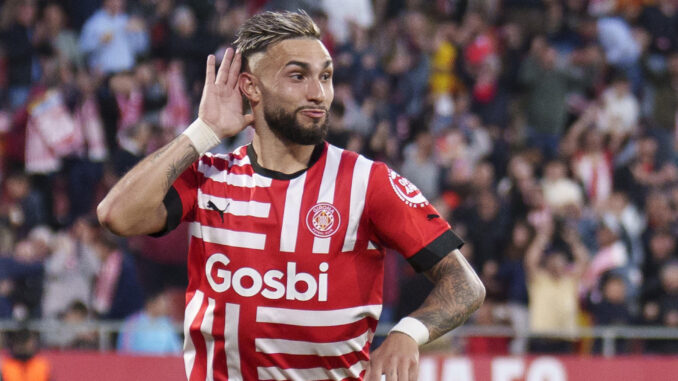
top-left (263, 103), bottom-right (329, 145)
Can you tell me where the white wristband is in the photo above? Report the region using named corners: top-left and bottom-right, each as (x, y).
top-left (182, 118), bottom-right (221, 155)
top-left (389, 317), bottom-right (430, 345)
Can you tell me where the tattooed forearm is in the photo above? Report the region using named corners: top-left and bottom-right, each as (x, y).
top-left (164, 140), bottom-right (199, 189)
top-left (410, 250), bottom-right (485, 341)
top-left (151, 138), bottom-right (176, 162)
top-left (98, 134), bottom-right (200, 236)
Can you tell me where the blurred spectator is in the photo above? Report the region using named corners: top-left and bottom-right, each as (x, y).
top-left (0, 328), bottom-right (50, 381)
top-left (497, 220), bottom-right (533, 354)
top-left (470, 161), bottom-right (496, 193)
top-left (111, 121), bottom-right (153, 177)
top-left (456, 190), bottom-right (508, 271)
top-left (519, 37), bottom-right (586, 159)
top-left (0, 277), bottom-right (12, 318)
top-left (0, 232), bottom-right (47, 320)
top-left (333, 81), bottom-right (371, 136)
top-left (159, 60), bottom-right (192, 134)
top-left (0, 240), bottom-right (43, 320)
top-left (525, 217), bottom-right (589, 353)
top-left (498, 155), bottom-right (537, 221)
top-left (0, 172), bottom-right (47, 240)
top-left (541, 159), bottom-right (584, 213)
top-left (41, 218), bottom-right (100, 318)
top-left (644, 261), bottom-right (678, 352)
top-left (429, 23), bottom-right (459, 129)
top-left (16, 51), bottom-right (83, 227)
top-left (43, 300), bottom-right (98, 350)
top-left (140, 0), bottom-right (174, 60)
top-left (91, 229), bottom-right (144, 320)
top-left (587, 272), bottom-right (634, 353)
top-left (108, 71), bottom-right (144, 139)
top-left (590, 272), bottom-right (634, 325)
top-left (596, 73), bottom-right (639, 152)
top-left (79, 0), bottom-right (149, 75)
top-left (465, 301), bottom-right (510, 355)
top-left (643, 52), bottom-right (678, 160)
top-left (642, 230), bottom-right (676, 303)
top-left (134, 61), bottom-right (167, 124)
top-left (127, 221), bottom-right (189, 295)
top-left (639, 0), bottom-right (678, 55)
top-left (325, 101), bottom-right (351, 148)
top-left (168, 6), bottom-right (218, 92)
top-left (479, 258), bottom-right (503, 303)
top-left (1, 0), bottom-right (39, 110)
top-left (362, 119), bottom-right (397, 163)
top-left (599, 192), bottom-right (646, 265)
top-left (63, 70), bottom-right (108, 221)
top-left (438, 123), bottom-right (492, 195)
top-left (579, 15), bottom-right (642, 90)
top-left (616, 137), bottom-right (678, 207)
top-left (564, 108), bottom-right (614, 205)
top-left (321, 0), bottom-right (374, 44)
top-left (22, 64), bottom-right (80, 177)
top-left (311, 10), bottom-right (336, 56)
top-left (581, 222), bottom-right (629, 301)
top-left (117, 288), bottom-right (181, 355)
top-left (37, 2), bottom-right (84, 69)
top-left (394, 263), bottom-right (432, 322)
top-left (401, 130), bottom-right (440, 200)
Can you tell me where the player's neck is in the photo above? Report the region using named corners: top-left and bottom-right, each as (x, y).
top-left (251, 132), bottom-right (318, 175)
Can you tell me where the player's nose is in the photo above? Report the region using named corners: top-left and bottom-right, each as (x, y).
top-left (306, 78), bottom-right (325, 103)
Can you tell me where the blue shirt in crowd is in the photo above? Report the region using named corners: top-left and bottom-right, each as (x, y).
top-left (79, 9), bottom-right (148, 74)
top-left (117, 312), bottom-right (181, 355)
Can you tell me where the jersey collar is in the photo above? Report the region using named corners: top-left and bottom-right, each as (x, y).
top-left (246, 142), bottom-right (326, 180)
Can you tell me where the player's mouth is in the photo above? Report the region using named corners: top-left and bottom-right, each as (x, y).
top-left (299, 109), bottom-right (326, 119)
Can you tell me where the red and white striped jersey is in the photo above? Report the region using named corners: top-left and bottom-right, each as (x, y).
top-left (159, 142), bottom-right (463, 381)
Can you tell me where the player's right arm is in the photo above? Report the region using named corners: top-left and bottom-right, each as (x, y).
top-left (97, 49), bottom-right (253, 236)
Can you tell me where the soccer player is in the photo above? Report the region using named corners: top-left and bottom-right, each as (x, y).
top-left (98, 11), bottom-right (485, 381)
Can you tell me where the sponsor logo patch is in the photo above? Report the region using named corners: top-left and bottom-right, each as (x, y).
top-left (206, 253), bottom-right (329, 301)
top-left (388, 169), bottom-right (429, 208)
top-left (306, 203), bottom-right (341, 238)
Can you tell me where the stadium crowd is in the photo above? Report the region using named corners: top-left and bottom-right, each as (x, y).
top-left (0, 0), bottom-right (678, 356)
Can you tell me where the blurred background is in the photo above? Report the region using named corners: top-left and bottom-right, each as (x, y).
top-left (0, 0), bottom-right (678, 379)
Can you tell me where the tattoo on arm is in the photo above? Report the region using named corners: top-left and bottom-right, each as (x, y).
top-left (154, 137), bottom-right (199, 189)
top-left (410, 252), bottom-right (485, 340)
top-left (151, 140), bottom-right (173, 161)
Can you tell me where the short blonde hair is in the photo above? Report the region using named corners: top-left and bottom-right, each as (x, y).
top-left (233, 10), bottom-right (321, 70)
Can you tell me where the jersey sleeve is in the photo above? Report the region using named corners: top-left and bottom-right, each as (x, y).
top-left (366, 162), bottom-right (463, 272)
top-left (150, 160), bottom-right (199, 237)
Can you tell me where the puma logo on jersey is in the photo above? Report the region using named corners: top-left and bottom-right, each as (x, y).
top-left (427, 214), bottom-right (440, 221)
top-left (205, 253), bottom-right (329, 302)
top-left (207, 200), bottom-right (229, 222)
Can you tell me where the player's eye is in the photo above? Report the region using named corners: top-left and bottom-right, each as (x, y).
top-left (290, 73), bottom-right (304, 80)
top-left (321, 72), bottom-right (332, 81)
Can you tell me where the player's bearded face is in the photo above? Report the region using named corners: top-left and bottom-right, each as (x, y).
top-left (263, 102), bottom-right (329, 145)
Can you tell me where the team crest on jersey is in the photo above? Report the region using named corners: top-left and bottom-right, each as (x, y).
top-left (306, 203), bottom-right (341, 238)
top-left (388, 168), bottom-right (430, 208)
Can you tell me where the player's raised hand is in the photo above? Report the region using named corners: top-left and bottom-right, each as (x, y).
top-left (364, 333), bottom-right (419, 381)
top-left (198, 48), bottom-right (254, 139)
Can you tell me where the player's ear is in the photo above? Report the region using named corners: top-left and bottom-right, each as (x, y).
top-left (239, 73), bottom-right (261, 104)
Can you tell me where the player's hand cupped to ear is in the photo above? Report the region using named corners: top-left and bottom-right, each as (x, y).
top-left (199, 48), bottom-right (254, 140)
top-left (364, 332), bottom-right (419, 381)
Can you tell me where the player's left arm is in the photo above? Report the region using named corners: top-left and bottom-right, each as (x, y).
top-left (365, 249), bottom-right (484, 381)
top-left (364, 164), bottom-right (484, 380)
top-left (411, 248), bottom-right (485, 339)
